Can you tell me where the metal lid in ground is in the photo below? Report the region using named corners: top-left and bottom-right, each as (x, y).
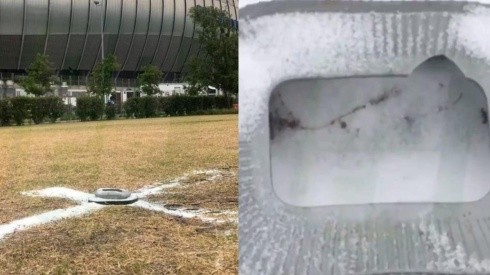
top-left (88, 188), bottom-right (138, 205)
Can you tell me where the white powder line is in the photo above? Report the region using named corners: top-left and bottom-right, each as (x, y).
top-left (0, 169), bottom-right (237, 241)
top-left (0, 204), bottom-right (104, 240)
top-left (134, 182), bottom-right (182, 198)
top-left (131, 200), bottom-right (237, 224)
top-left (419, 220), bottom-right (490, 273)
top-left (21, 187), bottom-right (94, 203)
top-left (134, 169), bottom-right (230, 197)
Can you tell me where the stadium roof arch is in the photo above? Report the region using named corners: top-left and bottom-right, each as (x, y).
top-left (0, 0), bottom-right (238, 82)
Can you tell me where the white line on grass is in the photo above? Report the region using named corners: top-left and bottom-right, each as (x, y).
top-left (0, 204), bottom-right (104, 240)
top-left (0, 169), bottom-right (237, 241)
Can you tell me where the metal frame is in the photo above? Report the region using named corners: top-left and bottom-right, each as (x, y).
top-left (60, 0), bottom-right (74, 71)
top-left (150, 0), bottom-right (166, 66)
top-left (135, 0), bottom-right (153, 71)
top-left (239, 2), bottom-right (490, 274)
top-left (159, 0), bottom-right (177, 74)
top-left (119, 0), bottom-right (139, 72)
top-left (91, 0), bottom-right (109, 72)
top-left (180, 0), bottom-right (198, 75)
top-left (43, 0), bottom-right (52, 55)
top-left (167, 0), bottom-right (188, 76)
top-left (17, 0), bottom-right (27, 70)
top-left (116, 0), bottom-right (139, 79)
top-left (77, 0), bottom-right (92, 71)
top-left (111, 0), bottom-right (124, 58)
top-left (0, 0), bottom-right (234, 80)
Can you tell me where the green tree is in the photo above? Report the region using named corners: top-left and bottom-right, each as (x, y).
top-left (185, 83), bottom-right (204, 96)
top-left (88, 54), bottom-right (120, 97)
top-left (185, 6), bottom-right (238, 100)
top-left (20, 54), bottom-right (56, 97)
top-left (138, 65), bottom-right (163, 96)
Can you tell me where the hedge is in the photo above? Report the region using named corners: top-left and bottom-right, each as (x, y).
top-left (0, 94), bottom-right (236, 126)
top-left (46, 97), bottom-right (65, 123)
top-left (30, 96), bottom-right (65, 124)
top-left (31, 97), bottom-right (46, 124)
top-left (76, 96), bottom-right (104, 121)
top-left (0, 96), bottom-right (65, 126)
top-left (158, 96), bottom-right (232, 116)
top-left (10, 97), bottom-right (31, 125)
top-left (0, 99), bottom-right (12, 126)
top-left (123, 95), bottom-right (233, 118)
top-left (123, 97), bottom-right (141, 118)
top-left (123, 97), bottom-right (159, 118)
top-left (105, 104), bottom-right (116, 120)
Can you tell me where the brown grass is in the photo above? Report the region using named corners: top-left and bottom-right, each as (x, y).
top-left (0, 115), bottom-right (238, 274)
top-left (147, 168), bottom-right (238, 211)
top-left (0, 207), bottom-right (237, 274)
top-left (0, 196), bottom-right (74, 224)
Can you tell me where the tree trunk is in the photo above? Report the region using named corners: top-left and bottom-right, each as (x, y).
top-left (223, 90), bottom-right (232, 108)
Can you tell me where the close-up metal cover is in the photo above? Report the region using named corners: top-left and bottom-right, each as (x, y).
top-left (239, 1), bottom-right (490, 274)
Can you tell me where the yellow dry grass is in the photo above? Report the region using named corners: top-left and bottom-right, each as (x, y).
top-left (0, 114), bottom-right (238, 274)
top-left (0, 207), bottom-right (237, 274)
top-left (147, 168), bottom-right (238, 211)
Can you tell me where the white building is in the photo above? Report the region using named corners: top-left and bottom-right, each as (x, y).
top-left (2, 80), bottom-right (223, 106)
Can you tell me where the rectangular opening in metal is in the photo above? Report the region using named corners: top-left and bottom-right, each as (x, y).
top-left (269, 59), bottom-right (490, 207)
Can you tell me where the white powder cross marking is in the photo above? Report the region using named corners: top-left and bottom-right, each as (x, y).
top-left (0, 169), bottom-right (237, 241)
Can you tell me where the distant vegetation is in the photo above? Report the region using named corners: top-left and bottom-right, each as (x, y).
top-left (185, 6), bottom-right (238, 100)
top-left (0, 6), bottom-right (239, 127)
top-left (0, 96), bottom-right (64, 126)
top-left (18, 54), bottom-right (57, 97)
top-left (0, 95), bottom-right (236, 126)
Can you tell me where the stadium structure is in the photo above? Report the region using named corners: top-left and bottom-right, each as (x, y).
top-left (0, 0), bottom-right (238, 102)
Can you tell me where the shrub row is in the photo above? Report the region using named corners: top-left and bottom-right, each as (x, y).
top-left (0, 96), bottom-right (65, 126)
top-left (0, 95), bottom-right (236, 126)
top-left (123, 95), bottom-right (234, 118)
top-left (76, 96), bottom-right (119, 121)
top-left (75, 96), bottom-right (105, 121)
top-left (0, 100), bottom-right (12, 126)
top-left (123, 97), bottom-right (159, 118)
top-left (192, 108), bottom-right (238, 116)
top-left (159, 95), bottom-right (232, 116)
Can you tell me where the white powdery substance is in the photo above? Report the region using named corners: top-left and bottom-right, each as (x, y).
top-left (240, 4), bottom-right (490, 140)
top-left (135, 169), bottom-right (227, 197)
top-left (325, 227), bottom-right (371, 274)
top-left (239, 0), bottom-right (490, 9)
top-left (245, 8), bottom-right (490, 206)
top-left (132, 200), bottom-right (237, 224)
top-left (21, 187), bottom-right (93, 203)
top-left (1, 169), bottom-right (237, 241)
top-left (449, 5), bottom-right (490, 62)
top-left (134, 169), bottom-right (238, 224)
top-left (419, 220), bottom-right (490, 273)
top-left (239, 0), bottom-right (270, 8)
top-left (336, 228), bottom-right (349, 274)
top-left (0, 204), bottom-right (104, 240)
top-left (240, 11), bottom-right (394, 141)
top-left (135, 182), bottom-right (182, 198)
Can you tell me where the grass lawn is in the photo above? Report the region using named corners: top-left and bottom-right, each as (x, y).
top-left (0, 114), bottom-right (238, 274)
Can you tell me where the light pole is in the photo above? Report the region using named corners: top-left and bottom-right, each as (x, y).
top-left (94, 0), bottom-right (107, 103)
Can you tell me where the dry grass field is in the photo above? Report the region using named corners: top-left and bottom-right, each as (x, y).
top-left (0, 114), bottom-right (238, 274)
